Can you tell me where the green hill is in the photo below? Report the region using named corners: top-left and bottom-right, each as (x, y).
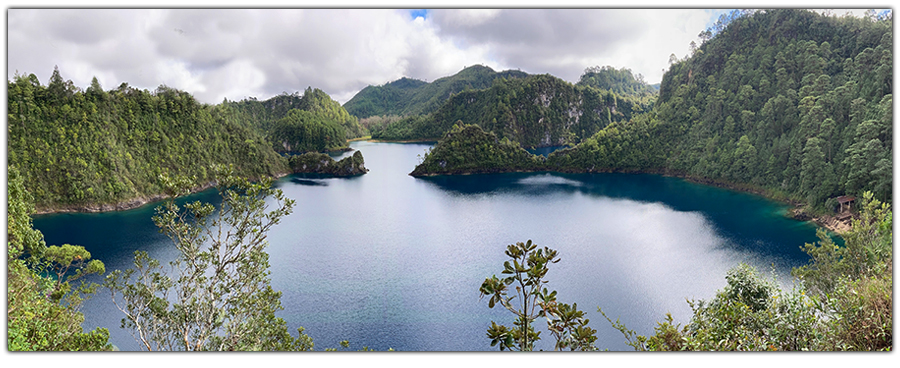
top-left (269, 109), bottom-right (349, 153)
top-left (548, 9), bottom-right (892, 209)
top-left (343, 64), bottom-right (529, 119)
top-left (371, 73), bottom-right (655, 148)
top-left (576, 65), bottom-right (658, 96)
top-left (409, 123), bottom-right (544, 176)
top-left (227, 87), bottom-right (366, 139)
top-left (6, 70), bottom-right (289, 211)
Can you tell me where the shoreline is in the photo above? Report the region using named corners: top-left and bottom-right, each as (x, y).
top-left (366, 138), bottom-right (438, 144)
top-left (657, 171), bottom-right (852, 234)
top-left (410, 164), bottom-right (853, 234)
top-left (33, 171), bottom-right (292, 215)
top-left (31, 152), bottom-right (853, 235)
top-left (789, 207), bottom-right (854, 235)
top-left (347, 136), bottom-right (372, 142)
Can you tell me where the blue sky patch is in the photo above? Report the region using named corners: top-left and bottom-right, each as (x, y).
top-left (409, 9), bottom-right (429, 20)
top-left (704, 9), bottom-right (732, 30)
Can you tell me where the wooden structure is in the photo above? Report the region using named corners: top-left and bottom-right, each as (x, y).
top-left (835, 195), bottom-right (856, 213)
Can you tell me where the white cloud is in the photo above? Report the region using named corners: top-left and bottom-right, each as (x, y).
top-left (17, 8), bottom-right (875, 105)
top-left (202, 59), bottom-right (268, 103)
top-left (428, 9), bottom-right (715, 84)
top-left (436, 9), bottom-right (502, 27)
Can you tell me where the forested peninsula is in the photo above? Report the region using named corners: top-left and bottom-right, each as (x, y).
top-left (409, 123), bottom-right (544, 176)
top-left (409, 9), bottom-right (892, 216)
top-left (7, 74), bottom-right (367, 213)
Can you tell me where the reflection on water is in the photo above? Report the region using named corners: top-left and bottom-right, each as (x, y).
top-left (33, 141), bottom-right (822, 351)
top-left (290, 178), bottom-right (329, 186)
top-left (517, 173), bottom-right (583, 187)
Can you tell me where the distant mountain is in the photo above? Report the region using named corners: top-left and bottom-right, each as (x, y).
top-left (343, 65), bottom-right (529, 119)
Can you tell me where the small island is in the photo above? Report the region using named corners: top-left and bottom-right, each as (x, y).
top-left (289, 150), bottom-right (368, 176)
top-left (409, 123), bottom-right (545, 176)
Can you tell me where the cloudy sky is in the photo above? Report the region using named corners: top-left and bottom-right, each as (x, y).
top-left (5, 6), bottom-right (880, 105)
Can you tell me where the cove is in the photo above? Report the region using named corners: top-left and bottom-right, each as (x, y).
top-left (32, 141), bottom-right (823, 351)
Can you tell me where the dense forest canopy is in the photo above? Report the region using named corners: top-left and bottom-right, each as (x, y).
top-left (6, 69), bottom-right (289, 210)
top-left (226, 87), bottom-right (366, 139)
top-left (577, 65), bottom-right (657, 96)
top-left (370, 72), bottom-right (655, 147)
top-left (543, 9), bottom-right (892, 210)
top-left (409, 123), bottom-right (544, 176)
top-left (6, 71), bottom-right (370, 211)
top-left (663, 8), bottom-right (893, 207)
top-left (269, 109), bottom-right (348, 153)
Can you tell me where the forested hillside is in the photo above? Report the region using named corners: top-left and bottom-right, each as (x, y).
top-left (343, 64), bottom-right (529, 119)
top-left (7, 69), bottom-right (289, 211)
top-left (6, 71), bottom-right (375, 210)
top-left (268, 110), bottom-right (349, 153)
top-left (548, 9), bottom-right (892, 210)
top-left (227, 87), bottom-right (366, 140)
top-left (577, 65), bottom-right (658, 96)
top-left (371, 72), bottom-right (655, 147)
top-left (409, 123), bottom-right (544, 176)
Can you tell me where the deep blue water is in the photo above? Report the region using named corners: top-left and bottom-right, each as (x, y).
top-left (32, 141), bottom-right (823, 351)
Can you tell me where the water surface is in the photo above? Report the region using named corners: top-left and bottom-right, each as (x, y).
top-left (33, 141), bottom-right (821, 351)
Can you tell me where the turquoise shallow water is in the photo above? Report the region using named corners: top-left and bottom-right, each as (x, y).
top-left (33, 141), bottom-right (822, 351)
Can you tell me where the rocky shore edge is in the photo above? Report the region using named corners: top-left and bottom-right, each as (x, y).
top-left (32, 171), bottom-right (292, 215)
top-left (789, 207), bottom-right (854, 234)
top-left (33, 149), bottom-right (371, 215)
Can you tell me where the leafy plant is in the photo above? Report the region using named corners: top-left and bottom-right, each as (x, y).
top-left (103, 166), bottom-right (313, 351)
top-left (479, 240), bottom-right (596, 351)
top-left (603, 191), bottom-right (892, 351)
top-left (7, 165), bottom-right (111, 351)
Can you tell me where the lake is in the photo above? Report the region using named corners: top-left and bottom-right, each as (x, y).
top-left (32, 141), bottom-right (823, 351)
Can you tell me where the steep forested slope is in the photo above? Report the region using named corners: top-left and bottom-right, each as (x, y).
top-left (268, 110), bottom-right (348, 153)
top-left (659, 9), bottom-right (892, 206)
top-left (343, 64), bottom-right (529, 119)
top-left (371, 73), bottom-right (655, 147)
top-left (409, 123), bottom-right (544, 176)
top-left (549, 9), bottom-right (892, 209)
top-left (7, 70), bottom-right (288, 211)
